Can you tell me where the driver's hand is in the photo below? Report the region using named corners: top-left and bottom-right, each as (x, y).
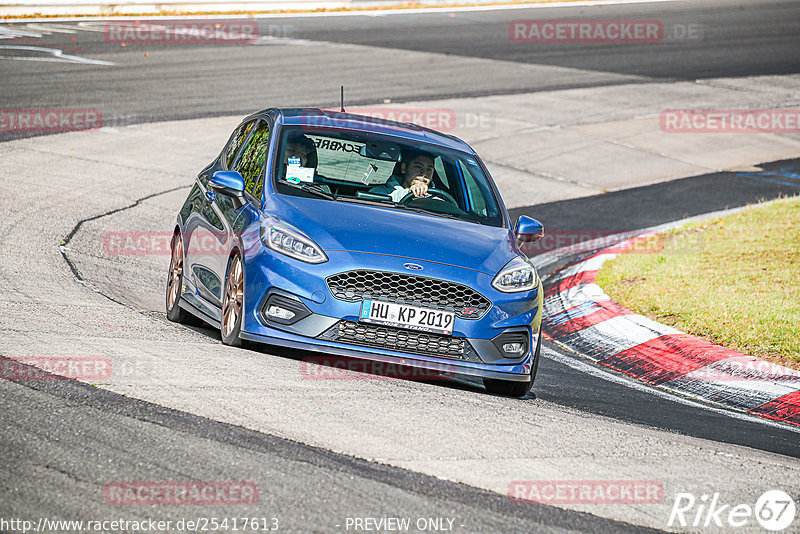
top-left (410, 179), bottom-right (429, 197)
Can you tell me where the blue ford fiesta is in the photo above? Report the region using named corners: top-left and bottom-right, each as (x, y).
top-left (166, 108), bottom-right (544, 396)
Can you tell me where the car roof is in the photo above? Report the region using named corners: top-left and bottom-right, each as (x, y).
top-left (249, 107), bottom-right (474, 154)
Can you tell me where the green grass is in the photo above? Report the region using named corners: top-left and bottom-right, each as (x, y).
top-left (596, 196), bottom-right (800, 370)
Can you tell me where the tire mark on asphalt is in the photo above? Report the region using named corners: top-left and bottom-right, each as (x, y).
top-left (59, 184), bottom-right (190, 292)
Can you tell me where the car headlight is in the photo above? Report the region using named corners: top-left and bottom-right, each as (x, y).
top-left (492, 257), bottom-right (538, 293)
top-left (260, 218), bottom-right (327, 264)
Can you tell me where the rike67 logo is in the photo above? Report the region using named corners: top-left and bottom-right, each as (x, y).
top-left (668, 490), bottom-right (796, 531)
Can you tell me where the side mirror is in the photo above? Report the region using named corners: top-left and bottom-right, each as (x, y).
top-left (515, 215), bottom-right (544, 243)
top-left (209, 171), bottom-right (246, 209)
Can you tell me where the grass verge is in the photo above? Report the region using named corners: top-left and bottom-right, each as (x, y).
top-left (596, 196), bottom-right (800, 370)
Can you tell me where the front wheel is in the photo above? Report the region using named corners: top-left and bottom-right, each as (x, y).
top-left (221, 254), bottom-right (244, 347)
top-left (166, 232), bottom-right (192, 324)
top-left (483, 330), bottom-right (542, 397)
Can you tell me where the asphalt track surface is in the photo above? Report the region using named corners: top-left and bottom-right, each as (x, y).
top-left (2, 375), bottom-right (651, 534)
top-left (2, 0), bottom-right (800, 532)
top-left (2, 0), bottom-right (799, 140)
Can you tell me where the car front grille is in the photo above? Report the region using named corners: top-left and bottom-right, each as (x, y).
top-left (325, 270), bottom-right (491, 319)
top-left (320, 320), bottom-right (468, 360)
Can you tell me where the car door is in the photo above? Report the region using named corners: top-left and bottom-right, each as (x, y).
top-left (184, 119), bottom-right (257, 313)
top-left (206, 118), bottom-right (272, 306)
top-left (231, 117), bottom-right (273, 255)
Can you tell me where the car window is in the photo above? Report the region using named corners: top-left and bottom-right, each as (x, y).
top-left (226, 120), bottom-right (256, 169)
top-left (312, 136), bottom-right (395, 185)
top-left (234, 120), bottom-right (271, 200)
top-left (434, 157), bottom-right (449, 189)
top-left (275, 126), bottom-right (504, 228)
top-left (459, 159), bottom-right (488, 217)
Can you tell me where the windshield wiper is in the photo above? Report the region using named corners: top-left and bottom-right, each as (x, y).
top-left (394, 205), bottom-right (461, 220)
top-left (284, 181), bottom-right (336, 200)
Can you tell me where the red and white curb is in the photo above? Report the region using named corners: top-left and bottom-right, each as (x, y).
top-left (542, 234), bottom-right (800, 427)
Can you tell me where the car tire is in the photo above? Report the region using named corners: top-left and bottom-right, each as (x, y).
top-left (221, 253), bottom-right (244, 347)
top-left (482, 329), bottom-right (542, 398)
top-left (166, 231), bottom-right (193, 324)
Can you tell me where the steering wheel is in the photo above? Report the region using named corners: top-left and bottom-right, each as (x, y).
top-left (399, 188), bottom-right (458, 206)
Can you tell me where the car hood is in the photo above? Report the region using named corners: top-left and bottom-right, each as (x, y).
top-left (267, 194), bottom-right (516, 275)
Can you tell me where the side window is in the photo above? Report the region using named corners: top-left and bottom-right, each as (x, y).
top-left (234, 120), bottom-right (271, 200)
top-left (433, 157), bottom-right (449, 188)
top-left (458, 160), bottom-right (488, 216)
top-left (226, 121), bottom-right (256, 169)
top-left (180, 183), bottom-right (203, 222)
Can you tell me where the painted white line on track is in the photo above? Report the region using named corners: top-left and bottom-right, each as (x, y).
top-left (0, 27), bottom-right (42, 38)
top-left (25, 23), bottom-right (79, 33)
top-left (0, 45), bottom-right (114, 64)
top-left (251, 35), bottom-right (316, 45)
top-left (543, 346), bottom-right (800, 433)
top-left (76, 21), bottom-right (113, 31)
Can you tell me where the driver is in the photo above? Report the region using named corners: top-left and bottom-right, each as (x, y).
top-left (285, 133), bottom-right (316, 168)
top-left (283, 133), bottom-right (318, 184)
top-left (369, 150), bottom-right (435, 203)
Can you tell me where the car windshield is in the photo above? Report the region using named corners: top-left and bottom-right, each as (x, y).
top-left (274, 126), bottom-right (505, 227)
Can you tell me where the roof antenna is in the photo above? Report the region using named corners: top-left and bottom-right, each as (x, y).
top-left (340, 85), bottom-right (345, 113)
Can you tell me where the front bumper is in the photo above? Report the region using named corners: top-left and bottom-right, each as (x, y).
top-left (240, 322), bottom-right (538, 382)
top-left (240, 248), bottom-right (543, 381)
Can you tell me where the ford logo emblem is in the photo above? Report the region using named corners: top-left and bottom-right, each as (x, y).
top-left (403, 263), bottom-right (423, 271)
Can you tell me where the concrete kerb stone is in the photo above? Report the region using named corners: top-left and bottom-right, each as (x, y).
top-left (539, 202), bottom-right (800, 427)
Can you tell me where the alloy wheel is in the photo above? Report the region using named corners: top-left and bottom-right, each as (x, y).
top-left (222, 255), bottom-right (243, 338)
top-left (167, 234), bottom-right (183, 311)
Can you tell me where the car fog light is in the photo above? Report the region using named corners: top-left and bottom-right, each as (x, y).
top-left (492, 331), bottom-right (529, 359)
top-left (267, 305), bottom-right (296, 321)
top-left (260, 293), bottom-right (313, 326)
top-left (502, 342), bottom-right (525, 355)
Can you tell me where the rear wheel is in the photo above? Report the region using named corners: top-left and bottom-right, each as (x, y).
top-left (483, 330), bottom-right (542, 398)
top-left (166, 232), bottom-right (192, 324)
top-left (221, 254), bottom-right (244, 347)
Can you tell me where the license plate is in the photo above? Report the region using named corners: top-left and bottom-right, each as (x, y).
top-left (359, 299), bottom-right (455, 335)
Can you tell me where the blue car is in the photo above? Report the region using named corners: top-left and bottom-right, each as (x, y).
top-left (166, 108), bottom-right (544, 396)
